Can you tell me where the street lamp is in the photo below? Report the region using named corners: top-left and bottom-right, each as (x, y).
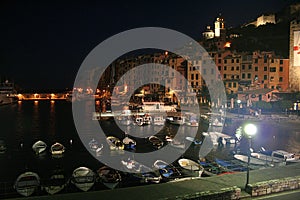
top-left (237, 99), bottom-right (241, 117)
top-left (244, 123), bottom-right (257, 189)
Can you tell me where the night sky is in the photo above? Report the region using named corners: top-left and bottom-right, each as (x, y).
top-left (0, 0), bottom-right (295, 90)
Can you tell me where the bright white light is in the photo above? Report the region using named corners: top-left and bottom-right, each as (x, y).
top-left (244, 124), bottom-right (257, 137)
top-left (237, 99), bottom-right (241, 104)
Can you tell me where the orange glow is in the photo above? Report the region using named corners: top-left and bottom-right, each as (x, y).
top-left (34, 100), bottom-right (39, 105)
top-left (51, 100), bottom-right (55, 104)
top-left (224, 42), bottom-right (231, 48)
top-left (165, 51), bottom-right (168, 56)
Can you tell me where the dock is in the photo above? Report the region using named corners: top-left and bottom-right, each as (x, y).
top-left (5, 162), bottom-right (300, 200)
top-left (13, 93), bottom-right (68, 101)
top-left (92, 111), bottom-right (180, 120)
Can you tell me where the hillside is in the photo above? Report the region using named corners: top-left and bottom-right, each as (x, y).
top-left (226, 2), bottom-right (300, 58)
top-left (228, 22), bottom-right (289, 57)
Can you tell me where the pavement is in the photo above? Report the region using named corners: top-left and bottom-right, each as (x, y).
top-left (7, 162), bottom-right (300, 200)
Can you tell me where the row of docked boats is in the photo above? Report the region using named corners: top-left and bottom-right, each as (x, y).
top-left (232, 147), bottom-right (300, 167)
top-left (12, 157), bottom-right (206, 197)
top-left (32, 140), bottom-right (65, 157)
top-left (13, 165), bottom-right (119, 197)
top-left (89, 133), bottom-right (207, 155)
top-left (116, 113), bottom-right (201, 127)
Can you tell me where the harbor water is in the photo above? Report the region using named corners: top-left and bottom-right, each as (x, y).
top-left (0, 101), bottom-right (300, 198)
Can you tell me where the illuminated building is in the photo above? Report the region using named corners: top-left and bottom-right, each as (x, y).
top-left (289, 19), bottom-right (300, 91)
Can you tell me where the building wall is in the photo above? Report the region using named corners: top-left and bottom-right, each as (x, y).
top-left (257, 14), bottom-right (276, 26)
top-left (289, 20), bottom-right (300, 91)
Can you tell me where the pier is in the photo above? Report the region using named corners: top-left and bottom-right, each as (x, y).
top-left (92, 111), bottom-right (180, 120)
top-left (14, 93), bottom-right (69, 101)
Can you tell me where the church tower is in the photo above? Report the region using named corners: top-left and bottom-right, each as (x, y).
top-left (214, 14), bottom-right (225, 38)
top-left (289, 19), bottom-right (300, 91)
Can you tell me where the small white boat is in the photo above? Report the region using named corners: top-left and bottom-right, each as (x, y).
top-left (169, 116), bottom-right (185, 125)
top-left (209, 118), bottom-right (223, 127)
top-left (185, 121), bottom-right (199, 127)
top-left (149, 136), bottom-right (164, 149)
top-left (165, 135), bottom-right (173, 142)
top-left (185, 137), bottom-right (202, 145)
top-left (14, 171), bottom-right (40, 197)
top-left (43, 170), bottom-right (67, 195)
top-left (116, 116), bottom-right (132, 126)
top-left (185, 114), bottom-right (199, 127)
top-left (202, 132), bottom-right (234, 146)
top-left (71, 167), bottom-right (96, 192)
top-left (121, 158), bottom-right (151, 173)
top-left (170, 138), bottom-right (185, 149)
top-left (252, 149), bottom-right (300, 164)
top-left (233, 154), bottom-right (267, 166)
top-left (50, 142), bottom-right (65, 156)
top-left (154, 160), bottom-right (181, 179)
top-left (143, 114), bottom-right (152, 125)
top-left (178, 158), bottom-right (204, 177)
top-left (153, 116), bottom-right (165, 126)
top-left (32, 140), bottom-right (47, 154)
top-left (106, 136), bottom-right (124, 151)
top-left (88, 138), bottom-right (103, 154)
top-left (97, 166), bottom-right (122, 189)
top-left (135, 116), bottom-right (144, 126)
top-left (122, 136), bottom-right (136, 150)
top-left (139, 172), bottom-right (162, 184)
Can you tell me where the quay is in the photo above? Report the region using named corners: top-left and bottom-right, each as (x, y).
top-left (92, 111), bottom-right (180, 120)
top-left (5, 163), bottom-right (300, 200)
top-left (14, 93), bottom-right (68, 101)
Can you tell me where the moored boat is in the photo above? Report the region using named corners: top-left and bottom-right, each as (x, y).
top-left (169, 116), bottom-right (185, 125)
top-left (97, 166), bottom-right (122, 189)
top-left (139, 171), bottom-right (161, 184)
top-left (14, 171), bottom-right (40, 197)
top-left (116, 116), bottom-right (132, 126)
top-left (134, 116), bottom-right (144, 126)
top-left (42, 169), bottom-right (67, 195)
top-left (142, 114), bottom-right (152, 125)
top-left (170, 138), bottom-right (185, 149)
top-left (202, 132), bottom-right (235, 146)
top-left (71, 167), bottom-right (96, 192)
top-left (122, 136), bottom-right (136, 150)
top-left (178, 158), bottom-right (204, 177)
top-left (209, 118), bottom-right (223, 127)
top-left (185, 137), bottom-right (202, 145)
top-left (148, 136), bottom-right (164, 149)
top-left (0, 80), bottom-right (17, 105)
top-left (88, 138), bottom-right (103, 154)
top-left (106, 136), bottom-right (124, 151)
top-left (153, 160), bottom-right (181, 179)
top-left (121, 158), bottom-right (160, 183)
top-left (121, 158), bottom-right (152, 174)
top-left (185, 114), bottom-right (199, 127)
top-left (252, 148), bottom-right (300, 164)
top-left (233, 154), bottom-right (267, 166)
top-left (215, 158), bottom-right (247, 172)
top-left (153, 116), bottom-right (165, 126)
top-left (32, 140), bottom-right (47, 154)
top-left (50, 142), bottom-right (65, 156)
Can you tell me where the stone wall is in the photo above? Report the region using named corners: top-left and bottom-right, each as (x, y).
top-left (161, 186), bottom-right (241, 200)
top-left (246, 176), bottom-right (300, 197)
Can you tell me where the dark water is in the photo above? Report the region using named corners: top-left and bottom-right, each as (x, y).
top-left (0, 101), bottom-right (299, 198)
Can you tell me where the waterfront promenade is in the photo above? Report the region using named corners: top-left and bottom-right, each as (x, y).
top-left (5, 162), bottom-right (300, 200)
